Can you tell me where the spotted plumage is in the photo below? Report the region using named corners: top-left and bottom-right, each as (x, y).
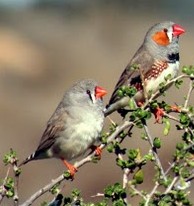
top-left (145, 60), bottom-right (168, 81)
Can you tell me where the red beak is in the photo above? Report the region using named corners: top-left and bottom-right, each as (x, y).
top-left (173, 24), bottom-right (185, 36)
top-left (95, 86), bottom-right (107, 99)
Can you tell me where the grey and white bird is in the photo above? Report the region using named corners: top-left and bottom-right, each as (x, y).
top-left (106, 21), bottom-right (185, 117)
top-left (20, 79), bottom-right (107, 176)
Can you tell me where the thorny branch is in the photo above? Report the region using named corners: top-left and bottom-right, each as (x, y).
top-left (0, 167), bottom-right (10, 204)
top-left (116, 153), bottom-right (129, 205)
top-left (105, 73), bottom-right (194, 205)
top-left (184, 78), bottom-right (194, 109)
top-left (144, 182), bottom-right (159, 206)
top-left (142, 123), bottom-right (167, 181)
top-left (13, 163), bottom-right (19, 206)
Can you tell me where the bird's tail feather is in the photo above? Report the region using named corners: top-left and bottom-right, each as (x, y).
top-left (19, 152), bottom-right (36, 166)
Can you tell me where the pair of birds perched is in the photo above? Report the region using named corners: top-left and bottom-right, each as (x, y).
top-left (20, 21), bottom-right (185, 176)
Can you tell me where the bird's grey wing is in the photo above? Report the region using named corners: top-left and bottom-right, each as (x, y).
top-left (35, 109), bottom-right (68, 155)
top-left (108, 46), bottom-right (153, 105)
top-left (19, 107), bottom-right (68, 165)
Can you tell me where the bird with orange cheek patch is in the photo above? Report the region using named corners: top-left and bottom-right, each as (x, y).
top-left (106, 21), bottom-right (185, 119)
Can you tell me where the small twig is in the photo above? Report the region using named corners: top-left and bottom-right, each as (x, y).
top-left (113, 150), bottom-right (129, 205)
top-left (186, 126), bottom-right (194, 137)
top-left (122, 168), bottom-right (130, 205)
top-left (185, 169), bottom-right (194, 182)
top-left (91, 193), bottom-right (104, 198)
top-left (143, 123), bottom-right (167, 181)
top-left (164, 176), bottom-right (179, 194)
top-left (144, 74), bottom-right (189, 108)
top-left (13, 164), bottom-right (19, 206)
top-left (184, 79), bottom-right (194, 109)
top-left (164, 139), bottom-right (194, 178)
top-left (19, 175), bottom-right (65, 206)
top-left (118, 154), bottom-right (129, 205)
top-left (185, 141), bottom-right (194, 151)
top-left (104, 96), bottom-right (130, 117)
top-left (107, 116), bottom-right (117, 126)
top-left (145, 182), bottom-right (159, 206)
top-left (128, 184), bottom-right (146, 200)
top-left (123, 168), bottom-right (130, 189)
top-left (163, 112), bottom-right (179, 122)
top-left (0, 167), bottom-right (10, 204)
top-left (165, 162), bottom-right (175, 176)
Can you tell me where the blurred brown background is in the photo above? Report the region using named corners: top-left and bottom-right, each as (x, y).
top-left (0, 0), bottom-right (194, 205)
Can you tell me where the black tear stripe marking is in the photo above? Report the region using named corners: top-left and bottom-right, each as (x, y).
top-left (168, 53), bottom-right (179, 63)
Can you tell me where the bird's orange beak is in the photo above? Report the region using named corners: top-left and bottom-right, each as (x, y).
top-left (95, 86), bottom-right (107, 99)
top-left (173, 24), bottom-right (185, 36)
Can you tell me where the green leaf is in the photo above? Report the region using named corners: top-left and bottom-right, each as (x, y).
top-left (3, 149), bottom-right (17, 165)
top-left (107, 143), bottom-right (114, 153)
top-left (134, 108), bottom-right (151, 120)
top-left (182, 65), bottom-right (194, 77)
top-left (182, 66), bottom-right (189, 74)
top-left (133, 169), bottom-right (144, 184)
top-left (116, 158), bottom-right (128, 169)
top-left (175, 79), bottom-right (183, 89)
top-left (128, 99), bottom-right (136, 109)
top-left (144, 153), bottom-right (154, 161)
top-left (153, 137), bottom-right (161, 149)
top-left (180, 168), bottom-right (190, 179)
top-left (130, 64), bottom-right (140, 71)
top-left (163, 118), bottom-right (171, 136)
top-left (128, 149), bottom-right (138, 160)
top-left (164, 73), bottom-right (172, 81)
top-left (182, 132), bottom-right (192, 142)
top-left (117, 85), bottom-right (137, 98)
top-left (187, 159), bottom-right (194, 167)
top-left (6, 190), bottom-right (14, 198)
top-left (63, 171), bottom-right (72, 179)
top-left (50, 183), bottom-right (60, 195)
top-left (104, 185), bottom-right (114, 197)
top-left (71, 189), bottom-right (80, 198)
top-left (179, 113), bottom-right (190, 126)
top-left (176, 142), bottom-right (185, 150)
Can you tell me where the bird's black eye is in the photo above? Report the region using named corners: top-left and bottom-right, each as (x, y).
top-left (163, 28), bottom-right (168, 33)
top-left (86, 89), bottom-right (93, 101)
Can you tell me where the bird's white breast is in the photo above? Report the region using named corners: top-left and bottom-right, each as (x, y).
top-left (51, 106), bottom-right (104, 161)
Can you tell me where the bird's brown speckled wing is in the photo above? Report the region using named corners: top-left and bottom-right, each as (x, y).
top-left (108, 46), bottom-right (154, 105)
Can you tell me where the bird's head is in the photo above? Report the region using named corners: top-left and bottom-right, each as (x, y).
top-left (144, 21), bottom-right (185, 58)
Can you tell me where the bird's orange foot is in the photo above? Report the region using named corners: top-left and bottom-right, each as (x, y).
top-left (137, 101), bottom-right (144, 107)
top-left (154, 107), bottom-right (165, 123)
top-left (62, 159), bottom-right (78, 177)
top-left (170, 105), bottom-right (181, 112)
top-left (90, 145), bottom-right (102, 159)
